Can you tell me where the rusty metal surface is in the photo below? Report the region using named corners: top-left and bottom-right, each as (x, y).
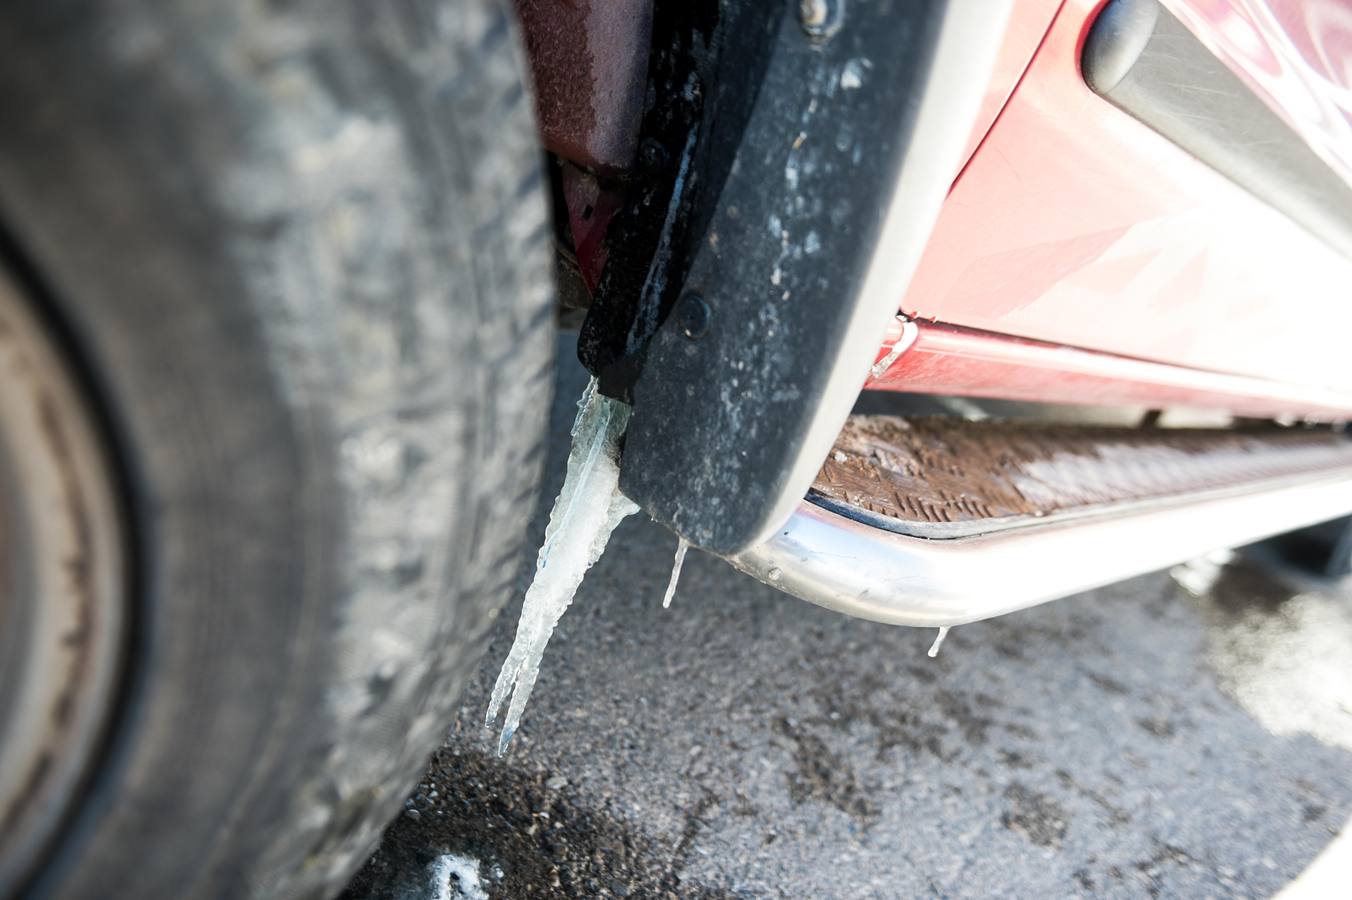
top-left (516, 0), bottom-right (652, 172)
top-left (812, 415), bottom-right (1352, 538)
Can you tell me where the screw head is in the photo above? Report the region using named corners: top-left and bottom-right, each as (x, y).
top-left (638, 138), bottom-right (668, 172)
top-left (676, 292), bottom-right (711, 340)
top-left (799, 0), bottom-right (843, 40)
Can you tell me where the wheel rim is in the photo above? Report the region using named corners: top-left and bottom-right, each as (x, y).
top-left (0, 264), bottom-right (126, 892)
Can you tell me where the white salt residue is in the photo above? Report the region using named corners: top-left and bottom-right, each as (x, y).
top-left (486, 379), bottom-right (639, 754)
top-left (840, 59), bottom-right (866, 90)
top-left (429, 853), bottom-right (489, 900)
top-left (661, 538), bottom-right (691, 609)
top-left (927, 626), bottom-right (951, 658)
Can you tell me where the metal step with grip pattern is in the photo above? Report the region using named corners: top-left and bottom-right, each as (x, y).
top-left (731, 416), bottom-right (1352, 627)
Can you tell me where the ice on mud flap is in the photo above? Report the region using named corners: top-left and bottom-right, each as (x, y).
top-left (485, 379), bottom-right (638, 754)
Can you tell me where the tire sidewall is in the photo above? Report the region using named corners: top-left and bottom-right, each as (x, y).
top-left (0, 2), bottom-right (553, 897)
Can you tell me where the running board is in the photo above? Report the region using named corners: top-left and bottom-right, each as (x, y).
top-left (729, 417), bottom-right (1352, 627)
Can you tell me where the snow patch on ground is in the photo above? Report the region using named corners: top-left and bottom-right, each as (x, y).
top-left (428, 853), bottom-right (489, 900)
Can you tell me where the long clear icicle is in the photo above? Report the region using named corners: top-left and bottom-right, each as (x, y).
top-left (485, 379), bottom-right (639, 754)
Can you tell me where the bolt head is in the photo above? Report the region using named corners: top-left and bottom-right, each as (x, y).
top-left (799, 0), bottom-right (842, 40)
top-left (676, 292), bottom-right (711, 340)
top-left (800, 0), bottom-right (827, 28)
top-left (638, 138), bottom-right (668, 172)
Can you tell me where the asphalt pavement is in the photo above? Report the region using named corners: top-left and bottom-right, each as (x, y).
top-left (341, 333), bottom-right (1352, 899)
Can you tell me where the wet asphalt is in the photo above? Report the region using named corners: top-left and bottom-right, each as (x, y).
top-left (341, 333), bottom-right (1352, 899)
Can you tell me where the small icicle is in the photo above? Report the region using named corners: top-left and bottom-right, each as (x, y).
top-left (662, 538), bottom-right (690, 609)
top-left (927, 625), bottom-right (951, 658)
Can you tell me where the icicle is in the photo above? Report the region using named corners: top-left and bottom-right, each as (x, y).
top-left (927, 625), bottom-right (951, 658)
top-left (485, 378), bottom-right (638, 754)
top-left (662, 538), bottom-right (690, 609)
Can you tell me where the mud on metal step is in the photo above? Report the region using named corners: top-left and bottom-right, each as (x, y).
top-left (731, 416), bottom-right (1352, 627)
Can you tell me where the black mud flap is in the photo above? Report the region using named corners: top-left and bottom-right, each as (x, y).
top-left (618, 1), bottom-right (1011, 554)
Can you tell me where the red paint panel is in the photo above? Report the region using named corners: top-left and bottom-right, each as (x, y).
top-left (955, 0), bottom-right (1066, 177)
top-left (898, 0), bottom-right (1352, 401)
top-left (867, 318), bottom-right (1352, 420)
top-left (560, 163), bottom-right (623, 293)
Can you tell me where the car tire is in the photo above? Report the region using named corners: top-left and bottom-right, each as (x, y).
top-left (0, 0), bottom-right (553, 897)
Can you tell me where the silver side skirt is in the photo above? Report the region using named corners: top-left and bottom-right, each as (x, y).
top-left (729, 473), bottom-right (1352, 627)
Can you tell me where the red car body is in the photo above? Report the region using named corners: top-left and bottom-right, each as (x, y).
top-left (869, 0), bottom-right (1352, 420)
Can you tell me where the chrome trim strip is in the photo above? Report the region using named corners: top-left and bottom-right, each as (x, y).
top-left (869, 315), bottom-right (919, 379)
top-left (729, 472), bottom-right (1352, 627)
